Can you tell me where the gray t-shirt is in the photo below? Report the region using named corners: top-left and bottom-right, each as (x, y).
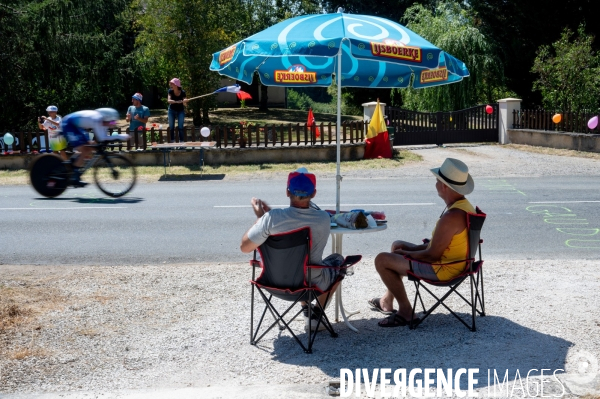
top-left (247, 206), bottom-right (331, 266)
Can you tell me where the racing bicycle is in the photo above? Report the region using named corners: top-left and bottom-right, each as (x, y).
top-left (30, 141), bottom-right (137, 198)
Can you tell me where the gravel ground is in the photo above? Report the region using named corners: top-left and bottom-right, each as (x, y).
top-left (1, 145), bottom-right (600, 398)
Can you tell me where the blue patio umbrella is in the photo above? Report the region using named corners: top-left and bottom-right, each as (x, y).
top-left (210, 9), bottom-right (469, 212)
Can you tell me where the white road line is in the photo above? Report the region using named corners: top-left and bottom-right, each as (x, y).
top-left (215, 203), bottom-right (436, 208)
top-left (0, 207), bottom-right (127, 210)
top-left (528, 201), bottom-right (600, 204)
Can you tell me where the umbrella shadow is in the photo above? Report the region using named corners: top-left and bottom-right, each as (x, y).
top-left (270, 314), bottom-right (572, 390)
top-left (158, 174), bottom-right (225, 181)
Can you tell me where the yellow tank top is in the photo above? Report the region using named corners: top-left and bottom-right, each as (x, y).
top-left (427, 199), bottom-right (476, 280)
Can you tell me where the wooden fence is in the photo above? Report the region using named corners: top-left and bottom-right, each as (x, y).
top-left (1, 121), bottom-right (367, 153)
top-left (513, 110), bottom-right (600, 134)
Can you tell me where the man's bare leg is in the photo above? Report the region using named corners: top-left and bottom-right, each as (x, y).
top-left (374, 252), bottom-right (415, 321)
top-left (377, 240), bottom-right (418, 312)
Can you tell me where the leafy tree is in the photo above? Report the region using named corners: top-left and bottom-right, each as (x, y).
top-left (135, 0), bottom-right (243, 124)
top-left (531, 26), bottom-right (600, 112)
top-left (392, 2), bottom-right (507, 112)
top-left (0, 0), bottom-right (138, 129)
top-left (469, 0), bottom-right (599, 107)
top-left (322, 0), bottom-right (436, 25)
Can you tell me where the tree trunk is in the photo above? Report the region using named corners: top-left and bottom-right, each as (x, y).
top-left (202, 105), bottom-right (210, 124)
top-left (259, 83), bottom-right (268, 111)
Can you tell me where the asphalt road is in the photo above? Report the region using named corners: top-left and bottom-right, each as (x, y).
top-left (1, 175), bottom-right (599, 265)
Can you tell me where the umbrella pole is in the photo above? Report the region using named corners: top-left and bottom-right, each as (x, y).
top-left (336, 49), bottom-right (342, 214)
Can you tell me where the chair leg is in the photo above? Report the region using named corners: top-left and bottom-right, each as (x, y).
top-left (313, 292), bottom-right (338, 338)
top-left (250, 283), bottom-right (255, 344)
top-left (470, 274), bottom-right (476, 332)
top-left (479, 267), bottom-right (486, 316)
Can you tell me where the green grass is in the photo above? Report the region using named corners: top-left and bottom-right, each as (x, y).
top-left (0, 150), bottom-right (421, 185)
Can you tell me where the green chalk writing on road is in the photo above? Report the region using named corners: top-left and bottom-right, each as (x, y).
top-left (480, 179), bottom-right (526, 196)
top-left (526, 205), bottom-right (599, 248)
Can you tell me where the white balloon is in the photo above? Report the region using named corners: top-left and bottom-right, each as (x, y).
top-left (200, 127), bottom-right (210, 137)
top-left (3, 133), bottom-right (14, 145)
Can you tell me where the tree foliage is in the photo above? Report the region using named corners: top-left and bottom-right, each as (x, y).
top-left (134, 0), bottom-right (244, 124)
top-left (0, 0), bottom-right (139, 129)
top-left (468, 0), bottom-right (599, 108)
top-left (531, 26), bottom-right (600, 112)
top-left (392, 2), bottom-right (507, 112)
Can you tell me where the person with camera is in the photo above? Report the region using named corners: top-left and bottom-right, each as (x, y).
top-left (37, 105), bottom-right (62, 155)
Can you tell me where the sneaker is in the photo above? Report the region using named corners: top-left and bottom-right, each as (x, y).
top-left (70, 178), bottom-right (89, 188)
top-left (69, 168), bottom-right (88, 187)
top-left (302, 304), bottom-right (327, 332)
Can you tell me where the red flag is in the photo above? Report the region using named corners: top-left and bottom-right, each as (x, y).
top-left (307, 108), bottom-right (321, 138)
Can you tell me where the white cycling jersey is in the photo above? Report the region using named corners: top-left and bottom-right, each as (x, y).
top-left (60, 110), bottom-right (126, 142)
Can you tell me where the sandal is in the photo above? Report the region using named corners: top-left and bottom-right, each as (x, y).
top-left (368, 297), bottom-right (396, 315)
top-left (378, 312), bottom-right (408, 327)
top-left (377, 312), bottom-right (421, 328)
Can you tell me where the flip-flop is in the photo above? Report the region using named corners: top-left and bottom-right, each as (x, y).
top-left (378, 312), bottom-right (421, 328)
top-left (368, 297), bottom-right (396, 315)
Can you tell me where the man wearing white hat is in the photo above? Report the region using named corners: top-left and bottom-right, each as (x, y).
top-left (38, 105), bottom-right (62, 154)
top-left (370, 158), bottom-right (476, 327)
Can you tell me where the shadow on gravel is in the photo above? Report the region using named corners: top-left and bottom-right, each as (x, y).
top-left (269, 314), bottom-right (572, 389)
top-left (158, 174), bottom-right (226, 181)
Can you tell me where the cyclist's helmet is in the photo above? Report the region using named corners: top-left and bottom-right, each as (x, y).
top-left (95, 108), bottom-right (119, 124)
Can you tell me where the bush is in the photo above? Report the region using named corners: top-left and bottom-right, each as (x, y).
top-left (287, 89), bottom-right (361, 115)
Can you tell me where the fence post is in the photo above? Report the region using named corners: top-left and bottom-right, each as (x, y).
top-left (497, 98), bottom-right (522, 144)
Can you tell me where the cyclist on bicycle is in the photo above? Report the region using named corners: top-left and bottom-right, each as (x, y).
top-left (59, 108), bottom-right (129, 187)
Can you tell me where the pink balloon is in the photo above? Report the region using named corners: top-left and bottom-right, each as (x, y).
top-left (588, 116), bottom-right (598, 130)
top-left (485, 105), bottom-right (493, 114)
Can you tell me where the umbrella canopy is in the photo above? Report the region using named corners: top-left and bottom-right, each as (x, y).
top-left (210, 9), bottom-right (469, 212)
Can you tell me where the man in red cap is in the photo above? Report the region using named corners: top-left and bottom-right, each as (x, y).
top-left (241, 167), bottom-right (343, 331)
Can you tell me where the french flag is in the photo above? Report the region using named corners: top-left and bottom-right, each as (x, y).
top-left (213, 84), bottom-right (241, 94)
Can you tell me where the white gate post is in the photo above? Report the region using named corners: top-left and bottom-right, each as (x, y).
top-left (497, 98), bottom-right (522, 144)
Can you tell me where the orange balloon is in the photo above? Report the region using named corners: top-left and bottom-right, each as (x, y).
top-left (552, 114), bottom-right (562, 124)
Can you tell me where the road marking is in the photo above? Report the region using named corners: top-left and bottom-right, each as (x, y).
top-left (528, 201), bottom-right (600, 204)
top-left (215, 203), bottom-right (436, 208)
top-left (0, 207), bottom-right (127, 210)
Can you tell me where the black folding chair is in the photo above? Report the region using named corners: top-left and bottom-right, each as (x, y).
top-left (406, 207), bottom-right (486, 331)
top-left (249, 227), bottom-right (361, 354)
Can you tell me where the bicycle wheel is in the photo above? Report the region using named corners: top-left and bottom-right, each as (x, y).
top-left (93, 153), bottom-right (137, 197)
top-left (29, 154), bottom-right (69, 198)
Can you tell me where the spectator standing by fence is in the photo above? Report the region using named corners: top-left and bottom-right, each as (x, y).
top-left (126, 93), bottom-right (150, 134)
top-left (38, 105), bottom-right (62, 154)
top-left (167, 78), bottom-right (188, 143)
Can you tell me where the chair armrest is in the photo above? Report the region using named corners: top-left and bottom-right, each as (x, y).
top-left (306, 255), bottom-right (362, 270)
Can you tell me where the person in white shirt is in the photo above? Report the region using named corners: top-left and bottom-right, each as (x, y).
top-left (38, 105), bottom-right (62, 154)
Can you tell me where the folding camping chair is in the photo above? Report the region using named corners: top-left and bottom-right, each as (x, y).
top-left (406, 207), bottom-right (486, 331)
top-left (249, 227), bottom-right (361, 354)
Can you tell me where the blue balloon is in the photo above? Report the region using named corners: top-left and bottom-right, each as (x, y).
top-left (3, 133), bottom-right (14, 145)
